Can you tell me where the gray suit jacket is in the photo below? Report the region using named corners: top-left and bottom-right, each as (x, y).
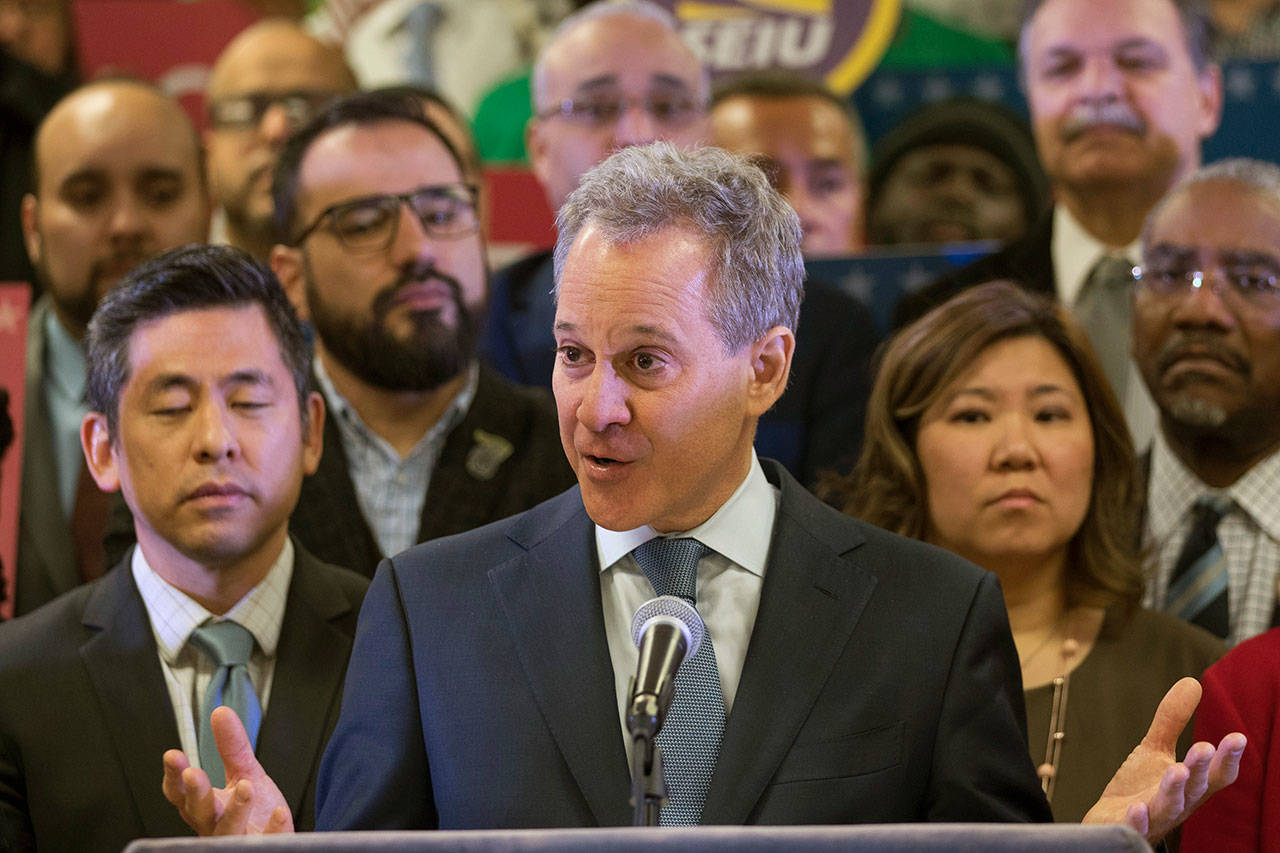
top-left (0, 544), bottom-right (368, 852)
top-left (315, 460), bottom-right (1050, 829)
top-left (14, 296), bottom-right (79, 616)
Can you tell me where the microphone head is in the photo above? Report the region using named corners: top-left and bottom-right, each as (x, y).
top-left (630, 595), bottom-right (705, 658)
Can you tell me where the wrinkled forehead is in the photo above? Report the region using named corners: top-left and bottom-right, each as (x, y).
top-left (36, 85), bottom-right (201, 192)
top-left (539, 14), bottom-right (705, 100)
top-left (1022, 0), bottom-right (1189, 62)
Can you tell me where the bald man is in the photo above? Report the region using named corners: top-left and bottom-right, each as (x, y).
top-left (15, 79), bottom-right (211, 615)
top-left (205, 19), bottom-right (356, 260)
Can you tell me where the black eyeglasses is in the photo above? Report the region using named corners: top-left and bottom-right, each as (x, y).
top-left (1131, 264), bottom-right (1280, 307)
top-left (536, 89), bottom-right (705, 129)
top-left (208, 91), bottom-right (340, 131)
top-left (292, 184), bottom-right (480, 253)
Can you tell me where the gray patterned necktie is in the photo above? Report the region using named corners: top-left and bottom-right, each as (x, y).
top-left (188, 620), bottom-right (262, 788)
top-left (1076, 255), bottom-right (1136, 403)
top-left (1167, 495), bottom-right (1234, 639)
top-left (631, 537), bottom-right (725, 826)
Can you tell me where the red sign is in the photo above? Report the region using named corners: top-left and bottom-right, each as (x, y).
top-left (0, 285), bottom-right (31, 621)
top-left (72, 0), bottom-right (261, 130)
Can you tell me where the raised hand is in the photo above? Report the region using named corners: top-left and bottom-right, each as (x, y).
top-left (161, 706), bottom-right (294, 835)
top-left (1083, 677), bottom-right (1246, 842)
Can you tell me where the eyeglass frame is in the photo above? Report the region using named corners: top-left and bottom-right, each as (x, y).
top-left (534, 87), bottom-right (707, 129)
top-left (207, 90), bottom-right (342, 132)
top-left (289, 183), bottom-right (482, 253)
top-left (1130, 262), bottom-right (1280, 307)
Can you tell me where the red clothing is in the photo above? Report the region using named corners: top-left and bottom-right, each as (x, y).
top-left (1183, 627), bottom-right (1280, 852)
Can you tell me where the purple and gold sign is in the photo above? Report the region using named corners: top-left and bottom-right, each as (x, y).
top-left (652, 0), bottom-right (901, 95)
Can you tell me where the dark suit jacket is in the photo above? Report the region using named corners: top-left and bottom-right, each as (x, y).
top-left (289, 364), bottom-right (576, 577)
top-left (315, 460), bottom-right (1051, 829)
top-left (892, 210), bottom-right (1056, 330)
top-left (483, 251), bottom-right (880, 484)
top-left (0, 544), bottom-right (369, 852)
top-left (15, 296), bottom-right (79, 616)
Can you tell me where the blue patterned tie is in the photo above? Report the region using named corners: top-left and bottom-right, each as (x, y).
top-left (189, 621), bottom-right (262, 787)
top-left (1167, 495), bottom-right (1234, 639)
top-left (631, 537), bottom-right (725, 825)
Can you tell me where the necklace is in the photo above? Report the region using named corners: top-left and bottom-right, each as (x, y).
top-left (1035, 615), bottom-right (1080, 803)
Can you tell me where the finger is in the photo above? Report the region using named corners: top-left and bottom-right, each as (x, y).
top-left (179, 765), bottom-right (221, 835)
top-left (211, 706), bottom-right (259, 781)
top-left (1143, 677), bottom-right (1202, 751)
top-left (1124, 801), bottom-right (1149, 838)
top-left (264, 805), bottom-right (294, 834)
top-left (213, 780), bottom-right (255, 836)
top-left (1206, 732), bottom-right (1248, 792)
top-left (1180, 740), bottom-right (1217, 804)
top-left (161, 750), bottom-right (192, 808)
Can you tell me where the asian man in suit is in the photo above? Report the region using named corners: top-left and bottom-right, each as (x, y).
top-left (0, 244), bottom-right (368, 851)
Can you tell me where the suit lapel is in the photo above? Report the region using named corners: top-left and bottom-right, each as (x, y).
top-left (17, 298), bottom-right (78, 610)
top-left (702, 465), bottom-right (878, 825)
top-left (418, 369), bottom-right (516, 541)
top-left (487, 491), bottom-right (632, 826)
top-left (79, 561), bottom-right (192, 838)
top-left (255, 548), bottom-right (357, 821)
top-left (292, 410), bottom-right (382, 576)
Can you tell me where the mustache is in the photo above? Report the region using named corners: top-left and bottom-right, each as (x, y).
top-left (1152, 332), bottom-right (1250, 377)
top-left (371, 266), bottom-right (465, 318)
top-left (90, 250), bottom-right (149, 285)
top-left (1061, 100), bottom-right (1146, 141)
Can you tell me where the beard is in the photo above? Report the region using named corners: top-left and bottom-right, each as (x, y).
top-left (305, 263), bottom-right (480, 392)
top-left (37, 246), bottom-right (149, 335)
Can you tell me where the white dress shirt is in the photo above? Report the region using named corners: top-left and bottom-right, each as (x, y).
top-left (131, 540), bottom-right (293, 767)
top-left (596, 451), bottom-right (779, 756)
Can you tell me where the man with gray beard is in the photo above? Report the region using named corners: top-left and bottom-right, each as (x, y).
top-left (897, 0), bottom-right (1223, 449)
top-left (264, 91), bottom-right (575, 578)
top-left (1135, 158), bottom-right (1280, 647)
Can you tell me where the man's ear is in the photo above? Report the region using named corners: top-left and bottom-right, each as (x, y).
top-left (81, 412), bottom-right (121, 493)
top-left (526, 117), bottom-right (553, 191)
top-left (746, 326), bottom-right (795, 417)
top-left (270, 244), bottom-right (310, 322)
top-left (301, 391), bottom-right (324, 477)
top-left (20, 194), bottom-right (41, 269)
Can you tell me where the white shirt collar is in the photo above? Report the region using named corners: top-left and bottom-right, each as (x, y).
top-left (595, 450), bottom-right (777, 576)
top-left (131, 539), bottom-right (294, 662)
top-left (1052, 204), bottom-right (1141, 307)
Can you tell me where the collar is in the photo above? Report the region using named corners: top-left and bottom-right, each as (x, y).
top-left (313, 354), bottom-right (479, 460)
top-left (131, 538), bottom-right (294, 663)
top-left (1148, 431), bottom-right (1280, 542)
top-left (1052, 204), bottom-right (1141, 306)
top-left (595, 450), bottom-right (778, 577)
top-left (43, 307), bottom-right (87, 405)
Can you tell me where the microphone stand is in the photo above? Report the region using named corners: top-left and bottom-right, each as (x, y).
top-left (627, 679), bottom-right (669, 826)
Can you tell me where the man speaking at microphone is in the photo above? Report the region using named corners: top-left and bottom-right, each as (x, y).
top-left (165, 143), bottom-right (1238, 836)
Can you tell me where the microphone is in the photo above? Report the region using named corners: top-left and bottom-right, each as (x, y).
top-left (626, 596), bottom-right (706, 741)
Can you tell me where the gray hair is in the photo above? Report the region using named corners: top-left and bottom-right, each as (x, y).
top-left (553, 142), bottom-right (804, 352)
top-left (1142, 157), bottom-right (1280, 252)
top-left (531, 0), bottom-right (709, 111)
top-left (1018, 0), bottom-right (1214, 82)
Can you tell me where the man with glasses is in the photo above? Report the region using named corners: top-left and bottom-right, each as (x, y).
top-left (205, 19), bottom-right (356, 262)
top-left (482, 0), bottom-right (708, 390)
top-left (1134, 157), bottom-right (1280, 646)
top-left (265, 91), bottom-right (573, 578)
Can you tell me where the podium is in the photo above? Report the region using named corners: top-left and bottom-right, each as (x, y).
top-left (125, 824), bottom-right (1151, 852)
